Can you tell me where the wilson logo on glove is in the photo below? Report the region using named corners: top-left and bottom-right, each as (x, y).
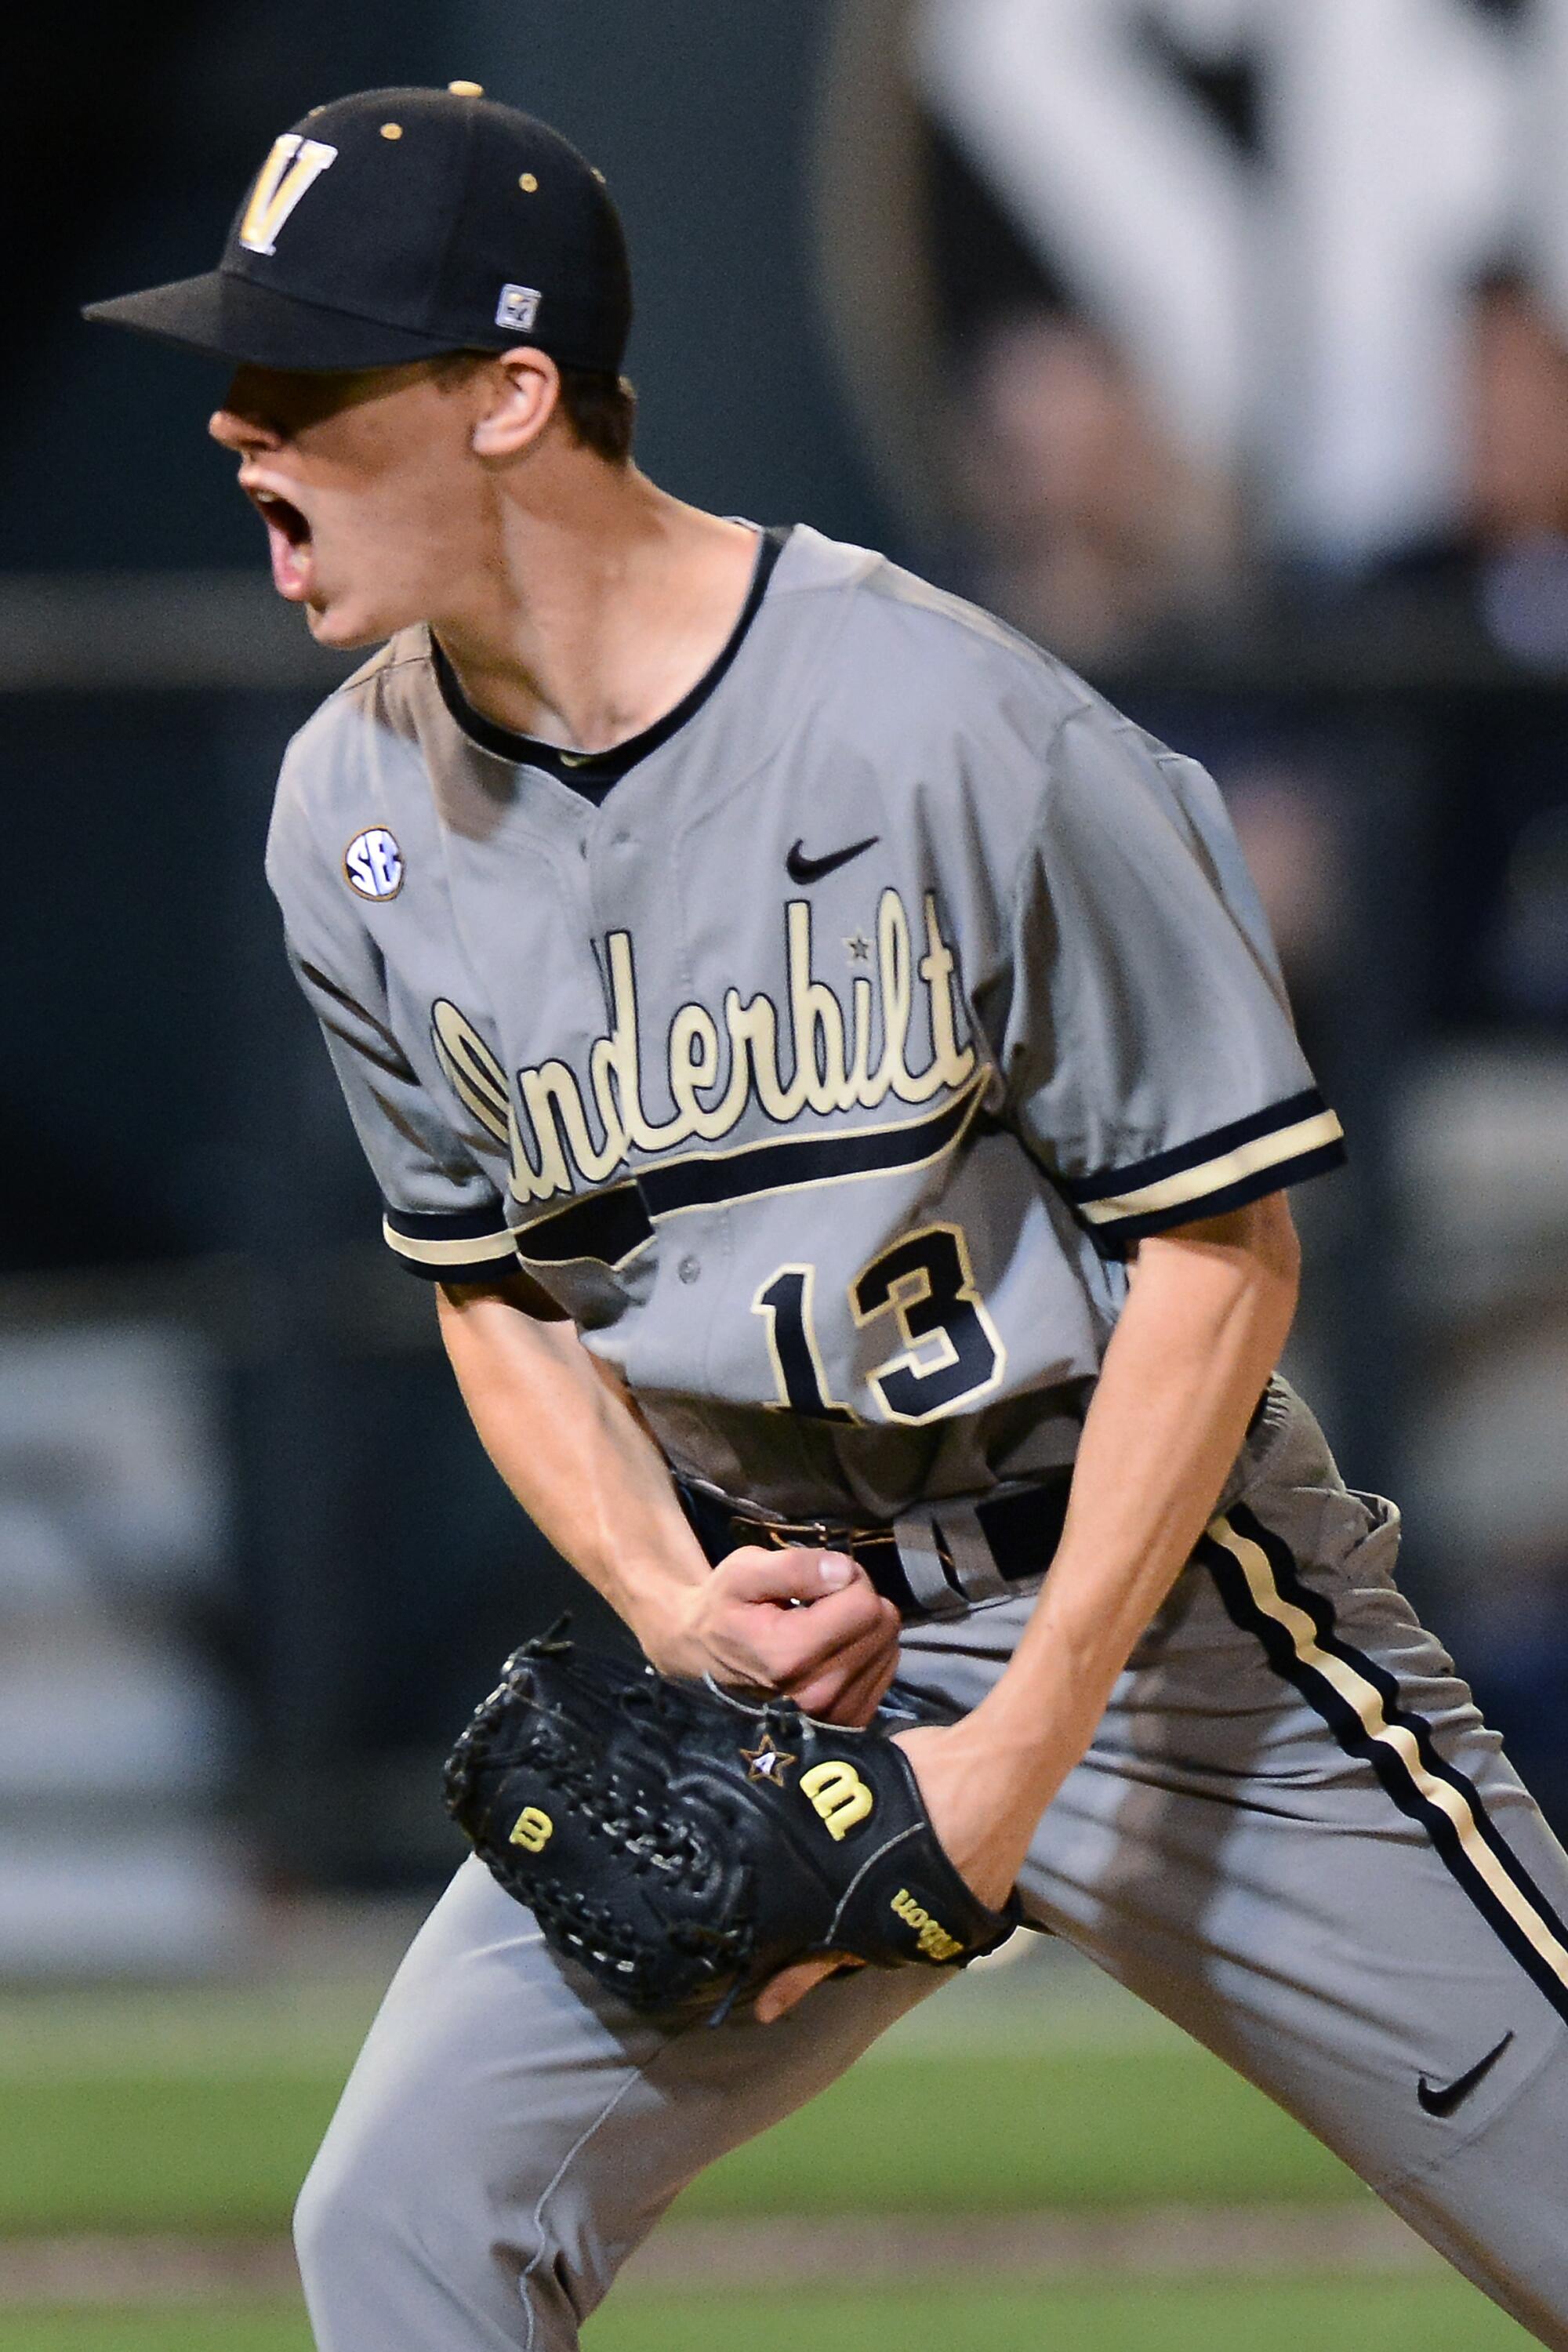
top-left (800, 1760), bottom-right (874, 1838)
top-left (891, 1888), bottom-right (963, 1961)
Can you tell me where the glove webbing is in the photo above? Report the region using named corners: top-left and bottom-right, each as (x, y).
top-left (445, 1656), bottom-right (760, 2002)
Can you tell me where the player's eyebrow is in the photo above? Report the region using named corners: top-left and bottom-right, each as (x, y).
top-left (224, 362), bottom-right (408, 434)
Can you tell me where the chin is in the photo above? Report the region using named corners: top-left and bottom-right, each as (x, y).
top-left (304, 599), bottom-right (410, 651)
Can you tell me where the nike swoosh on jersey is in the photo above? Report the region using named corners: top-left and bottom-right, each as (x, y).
top-left (1416, 2029), bottom-right (1514, 2117)
top-left (785, 834), bottom-right (880, 884)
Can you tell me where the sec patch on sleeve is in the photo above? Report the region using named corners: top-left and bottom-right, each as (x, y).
top-left (343, 827), bottom-right (404, 900)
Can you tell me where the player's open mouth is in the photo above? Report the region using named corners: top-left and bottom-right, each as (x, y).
top-left (246, 485), bottom-right (315, 601)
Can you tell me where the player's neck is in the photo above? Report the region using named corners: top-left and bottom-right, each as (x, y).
top-left (430, 459), bottom-right (760, 756)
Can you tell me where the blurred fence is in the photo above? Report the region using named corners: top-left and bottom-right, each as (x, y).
top-left (5, 569), bottom-right (1567, 1957)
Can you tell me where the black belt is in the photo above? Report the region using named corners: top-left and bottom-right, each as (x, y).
top-left (676, 1471), bottom-right (1075, 1624)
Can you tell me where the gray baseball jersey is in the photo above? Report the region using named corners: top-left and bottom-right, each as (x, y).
top-left (266, 522), bottom-right (1344, 1522)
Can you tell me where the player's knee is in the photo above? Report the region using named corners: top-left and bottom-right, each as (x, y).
top-left (293, 2123), bottom-right (410, 2285)
top-left (295, 2120), bottom-right (586, 2349)
top-left (293, 2142), bottom-right (356, 2284)
top-left (294, 2099), bottom-right (554, 2291)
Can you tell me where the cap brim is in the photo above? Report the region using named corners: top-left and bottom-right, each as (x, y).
top-left (82, 269), bottom-right (462, 372)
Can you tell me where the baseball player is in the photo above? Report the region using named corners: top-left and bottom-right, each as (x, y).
top-left (88, 85), bottom-right (1568, 2351)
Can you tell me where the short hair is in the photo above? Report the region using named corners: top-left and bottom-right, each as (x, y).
top-left (433, 350), bottom-right (637, 464)
top-left (556, 367), bottom-right (638, 465)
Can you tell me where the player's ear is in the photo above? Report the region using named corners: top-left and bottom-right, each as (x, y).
top-left (470, 348), bottom-right (561, 459)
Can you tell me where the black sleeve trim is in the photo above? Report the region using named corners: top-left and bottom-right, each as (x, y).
top-left (1058, 1089), bottom-right (1345, 1247)
top-left (1094, 1138), bottom-right (1348, 1247)
top-left (1061, 1088), bottom-right (1328, 1206)
top-left (382, 1198), bottom-right (519, 1280)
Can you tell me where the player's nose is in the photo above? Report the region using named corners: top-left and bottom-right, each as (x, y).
top-left (208, 375), bottom-right (285, 453)
top-left (209, 408), bottom-right (285, 455)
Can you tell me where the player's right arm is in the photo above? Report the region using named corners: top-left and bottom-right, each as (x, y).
top-left (263, 729), bottom-right (898, 1726)
top-left (436, 1273), bottom-right (901, 1724)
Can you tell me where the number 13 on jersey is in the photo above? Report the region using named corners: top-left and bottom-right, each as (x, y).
top-left (752, 1222), bottom-right (1006, 1428)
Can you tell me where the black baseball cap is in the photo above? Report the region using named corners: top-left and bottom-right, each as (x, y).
top-left (83, 85), bottom-right (632, 375)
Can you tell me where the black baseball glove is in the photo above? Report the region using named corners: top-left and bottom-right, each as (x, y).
top-left (443, 1624), bottom-right (1020, 2020)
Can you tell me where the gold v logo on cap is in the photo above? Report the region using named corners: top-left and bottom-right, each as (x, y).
top-left (238, 134), bottom-right (339, 258)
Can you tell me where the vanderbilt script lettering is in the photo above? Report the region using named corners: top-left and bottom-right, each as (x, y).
top-left (432, 888), bottom-right (975, 1207)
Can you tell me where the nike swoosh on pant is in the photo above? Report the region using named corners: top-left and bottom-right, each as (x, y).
top-left (1417, 2029), bottom-right (1515, 2117)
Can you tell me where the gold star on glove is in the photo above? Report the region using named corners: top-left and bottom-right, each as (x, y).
top-left (739, 1732), bottom-right (798, 1785)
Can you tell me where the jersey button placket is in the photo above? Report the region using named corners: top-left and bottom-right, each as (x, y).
top-left (589, 806), bottom-right (728, 1390)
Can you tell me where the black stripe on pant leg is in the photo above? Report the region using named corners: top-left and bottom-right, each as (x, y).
top-left (1201, 1504), bottom-right (1568, 2028)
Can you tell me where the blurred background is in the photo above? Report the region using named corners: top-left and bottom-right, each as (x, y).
top-left (4, 3), bottom-right (1567, 2347)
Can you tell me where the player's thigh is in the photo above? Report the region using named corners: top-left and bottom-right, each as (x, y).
top-left (1033, 1484), bottom-right (1568, 2234)
top-left (298, 1853), bottom-right (941, 2292)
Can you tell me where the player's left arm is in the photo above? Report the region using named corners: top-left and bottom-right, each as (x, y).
top-left (757, 1182), bottom-right (1298, 2021)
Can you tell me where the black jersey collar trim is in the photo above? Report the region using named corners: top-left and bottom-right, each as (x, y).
top-left (429, 524), bottom-right (791, 795)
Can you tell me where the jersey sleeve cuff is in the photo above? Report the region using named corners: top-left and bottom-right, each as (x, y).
top-left (1061, 1089), bottom-right (1346, 1245)
top-left (382, 1200), bottom-right (520, 1282)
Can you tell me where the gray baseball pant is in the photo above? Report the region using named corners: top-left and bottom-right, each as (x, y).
top-left (296, 1384), bottom-right (1568, 2350)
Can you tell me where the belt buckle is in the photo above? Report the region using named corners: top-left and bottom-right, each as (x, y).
top-left (746, 1514), bottom-right (846, 1553)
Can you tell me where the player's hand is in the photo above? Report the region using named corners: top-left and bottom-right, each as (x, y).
top-left (755, 1720), bottom-right (1036, 2024)
top-left (648, 1546), bottom-right (902, 1726)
